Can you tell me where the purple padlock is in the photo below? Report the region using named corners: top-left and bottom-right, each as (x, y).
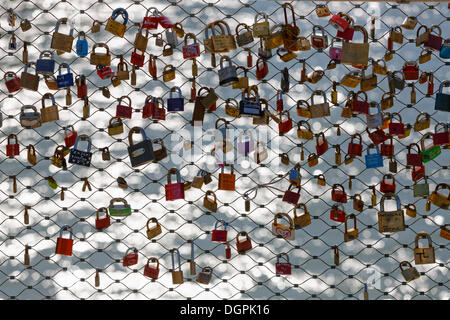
top-left (329, 37), bottom-right (343, 61)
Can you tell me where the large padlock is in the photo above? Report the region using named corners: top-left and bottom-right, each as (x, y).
top-left (347, 133), bottom-right (363, 157)
top-left (235, 23), bottom-right (254, 47)
top-left (204, 191), bottom-right (218, 213)
top-left (352, 91), bottom-right (369, 114)
top-left (414, 232), bottom-right (435, 264)
top-left (341, 25), bottom-right (369, 67)
top-left (144, 258), bottom-right (160, 279)
top-left (36, 50), bottom-right (55, 75)
top-left (109, 198), bottom-right (131, 217)
top-left (272, 213), bottom-right (295, 240)
top-left (95, 207), bottom-right (111, 230)
top-left (414, 112), bottom-right (430, 132)
top-left (297, 120), bottom-right (313, 140)
top-left (105, 8), bottom-right (128, 38)
top-left (378, 195), bottom-right (405, 233)
top-left (56, 63), bottom-right (74, 88)
top-left (365, 144), bottom-right (383, 169)
top-left (275, 253), bottom-right (292, 275)
top-left (116, 96), bottom-right (132, 119)
top-left (69, 135), bottom-right (92, 167)
top-left (20, 105), bottom-right (41, 129)
top-left (50, 18), bottom-right (74, 53)
top-left (211, 220), bottom-right (227, 242)
top-left (171, 249), bottom-right (184, 284)
top-left (429, 183), bottom-right (450, 209)
top-left (406, 143), bottom-right (423, 166)
top-left (236, 231), bottom-right (252, 254)
top-left (218, 55), bottom-right (238, 86)
top-left (388, 112), bottom-right (405, 136)
top-left (400, 261), bottom-right (420, 282)
top-left (403, 61), bottom-right (419, 81)
top-left (435, 81), bottom-right (450, 112)
top-left (165, 168), bottom-right (185, 201)
top-left (182, 33), bottom-right (201, 59)
top-left (123, 247), bottom-right (138, 267)
top-left (218, 164), bottom-right (235, 191)
top-left (128, 127), bottom-right (154, 167)
top-left (344, 214), bottom-right (358, 242)
top-left (40, 93), bottom-right (59, 123)
top-left (146, 218), bottom-right (162, 240)
top-left (90, 43), bottom-right (111, 66)
top-left (55, 225), bottom-right (74, 256)
top-left (196, 267), bottom-right (213, 285)
top-left (141, 7), bottom-right (160, 30)
top-left (253, 12), bottom-right (269, 38)
top-left (424, 25), bottom-right (443, 51)
top-left (293, 203), bottom-right (311, 229)
top-left (26, 144), bottom-right (36, 166)
top-left (311, 25), bottom-right (328, 50)
top-left (330, 204), bottom-right (346, 223)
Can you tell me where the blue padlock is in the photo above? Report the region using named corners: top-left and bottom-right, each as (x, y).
top-left (167, 86), bottom-right (184, 112)
top-left (56, 63), bottom-right (74, 88)
top-left (76, 31), bottom-right (88, 57)
top-left (439, 39), bottom-right (450, 59)
top-left (36, 50), bottom-right (55, 75)
top-left (289, 164), bottom-right (301, 186)
top-left (239, 87), bottom-right (262, 116)
top-left (365, 144), bottom-right (383, 169)
top-left (435, 81), bottom-right (450, 112)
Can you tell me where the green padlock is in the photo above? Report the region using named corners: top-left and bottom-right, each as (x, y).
top-left (48, 176), bottom-right (58, 189)
top-left (420, 133), bottom-right (440, 163)
top-left (108, 198), bottom-right (132, 217)
top-left (413, 177), bottom-right (429, 198)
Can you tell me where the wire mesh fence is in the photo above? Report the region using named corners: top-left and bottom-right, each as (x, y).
top-left (0, 0), bottom-right (448, 300)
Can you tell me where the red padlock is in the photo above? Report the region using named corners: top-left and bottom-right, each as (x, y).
top-left (388, 113), bottom-right (405, 136)
top-left (406, 143), bottom-right (423, 166)
top-left (381, 137), bottom-right (394, 157)
top-left (142, 8), bottom-right (160, 30)
top-left (315, 132), bottom-right (328, 156)
top-left (282, 185), bottom-right (301, 205)
top-left (96, 65), bottom-right (114, 79)
top-left (142, 96), bottom-right (154, 119)
top-left (367, 127), bottom-right (388, 145)
top-left (276, 90), bottom-right (283, 112)
top-left (427, 73), bottom-right (434, 95)
top-left (75, 75), bottom-right (87, 98)
top-left (329, 12), bottom-right (351, 32)
top-left (424, 25), bottom-right (443, 51)
top-left (148, 55), bottom-right (157, 78)
top-left (337, 26), bottom-right (355, 41)
top-left (225, 242), bottom-right (231, 259)
top-left (131, 49), bottom-right (145, 67)
top-left (247, 49), bottom-right (253, 68)
top-left (95, 207), bottom-right (111, 230)
top-left (165, 168), bottom-right (185, 201)
top-left (330, 204), bottom-right (346, 222)
top-left (402, 61), bottom-right (419, 81)
top-left (255, 58), bottom-right (268, 80)
top-left (433, 123), bottom-right (450, 146)
top-left (182, 33), bottom-right (201, 59)
top-left (275, 253), bottom-right (292, 275)
top-left (347, 133), bottom-right (363, 157)
top-left (380, 174), bottom-right (396, 194)
top-left (116, 96), bottom-right (133, 119)
top-left (123, 247), bottom-right (138, 267)
top-left (144, 257), bottom-right (160, 279)
top-left (236, 232), bottom-right (252, 254)
top-left (159, 14), bottom-right (174, 29)
top-left (278, 111), bottom-right (293, 134)
top-left (352, 91), bottom-right (369, 114)
top-left (412, 165), bottom-right (425, 182)
top-left (331, 184), bottom-right (347, 203)
top-left (4, 71), bottom-right (22, 93)
top-left (211, 220), bottom-right (228, 243)
top-left (64, 125), bottom-right (78, 148)
top-left (55, 225), bottom-right (74, 256)
top-left (6, 134), bottom-right (20, 157)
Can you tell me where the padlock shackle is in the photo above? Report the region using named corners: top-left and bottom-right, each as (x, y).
top-left (294, 203), bottom-right (308, 218)
top-left (73, 134), bottom-right (92, 153)
top-left (254, 12), bottom-right (269, 24)
top-left (111, 8), bottom-right (129, 25)
top-left (350, 133), bottom-right (362, 145)
top-left (366, 143), bottom-right (380, 155)
top-left (282, 2), bottom-right (296, 27)
top-left (109, 116), bottom-right (123, 127)
top-left (171, 248), bottom-right (182, 270)
top-left (277, 252), bottom-right (290, 264)
top-left (167, 168), bottom-right (181, 184)
top-left (58, 224), bottom-right (73, 239)
top-left (109, 197), bottom-right (129, 208)
top-left (96, 207), bottom-right (109, 219)
top-left (183, 32), bottom-right (197, 46)
top-left (380, 194), bottom-right (401, 212)
top-left (297, 120), bottom-right (311, 131)
top-left (55, 18), bottom-right (74, 36)
top-left (206, 190), bottom-right (217, 204)
top-left (274, 212), bottom-right (294, 228)
top-left (125, 247), bottom-right (138, 257)
top-left (64, 124), bottom-right (76, 136)
top-left (407, 142), bottom-right (421, 155)
top-left (7, 133), bottom-right (18, 145)
top-left (438, 80), bottom-right (450, 93)
top-left (128, 126), bottom-right (148, 146)
top-left (221, 163), bottom-right (234, 174)
top-left (420, 132), bottom-right (434, 150)
top-left (214, 219), bottom-right (227, 231)
top-left (310, 90), bottom-right (327, 106)
top-left (344, 213), bottom-right (357, 231)
top-left (399, 261), bottom-right (413, 271)
top-left (382, 173), bottom-right (395, 183)
top-left (146, 257), bottom-right (160, 269)
top-left (429, 24), bottom-right (442, 36)
top-left (236, 231), bottom-right (250, 243)
top-left (235, 23), bottom-right (251, 35)
top-left (414, 232), bottom-right (433, 249)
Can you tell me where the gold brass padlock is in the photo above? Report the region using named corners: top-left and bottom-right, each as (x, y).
top-left (317, 174), bottom-right (326, 186)
top-left (405, 203), bottom-right (417, 218)
top-left (419, 49), bottom-right (432, 64)
top-left (281, 153), bottom-right (290, 165)
top-left (163, 65), bottom-right (176, 82)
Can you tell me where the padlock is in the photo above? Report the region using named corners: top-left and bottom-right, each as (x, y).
top-left (204, 191), bottom-right (218, 213)
top-left (424, 25), bottom-right (443, 51)
top-left (130, 48), bottom-right (145, 67)
top-left (182, 33), bottom-right (201, 59)
top-left (344, 214), bottom-right (358, 242)
top-left (330, 37), bottom-right (343, 61)
top-left (418, 49), bottom-right (432, 64)
top-left (50, 18), bottom-right (74, 53)
top-left (26, 144), bottom-right (36, 166)
top-left (330, 204), bottom-right (346, 223)
top-left (341, 71), bottom-right (361, 88)
top-left (405, 203), bottom-right (417, 218)
top-left (91, 20), bottom-right (101, 33)
top-left (235, 23), bottom-right (254, 47)
top-left (412, 164), bottom-right (425, 182)
top-left (96, 65), bottom-right (114, 80)
top-left (20, 19), bottom-right (31, 32)
top-left (272, 213), bottom-right (295, 240)
top-left (275, 253), bottom-right (292, 275)
top-left (108, 117), bottom-right (124, 136)
top-left (236, 231), bottom-right (252, 254)
top-left (253, 12), bottom-right (270, 38)
top-left (20, 105), bottom-right (41, 130)
top-left (306, 69), bottom-right (324, 84)
top-left (254, 141), bottom-right (268, 164)
top-left (146, 218), bottom-right (162, 240)
top-left (68, 135), bottom-right (92, 167)
top-left (278, 111), bottom-right (293, 135)
top-left (311, 25), bottom-right (328, 50)
top-left (280, 153), bottom-right (290, 166)
top-left (297, 120), bottom-right (313, 140)
top-left (151, 97), bottom-right (166, 120)
top-left (141, 7), bottom-right (160, 30)
top-left (95, 207), bottom-right (111, 230)
top-left (114, 95), bottom-right (132, 119)
top-left (232, 66), bottom-right (249, 90)
top-left (400, 261), bottom-right (420, 282)
top-left (142, 96), bottom-right (155, 119)
top-left (289, 163), bottom-right (301, 187)
top-left (128, 127), bottom-right (155, 167)
top-left (388, 71), bottom-right (405, 93)
top-left (309, 90), bottom-right (330, 118)
top-left (429, 183), bottom-right (450, 210)
top-left (420, 132), bottom-right (441, 163)
top-left (20, 63), bottom-right (39, 92)
top-left (240, 86), bottom-right (262, 117)
top-left (433, 123), bottom-right (450, 146)
top-left (171, 249), bottom-right (184, 284)
top-left (335, 145), bottom-right (342, 165)
top-left (75, 75), bottom-right (87, 99)
top-left (366, 102), bottom-right (383, 129)
top-left (402, 61), bottom-right (419, 81)
top-left (6, 134), bottom-right (19, 158)
top-left (9, 34), bottom-right (17, 51)
top-left (105, 8), bottom-right (128, 38)
top-left (165, 27), bottom-right (178, 47)
top-left (255, 58), bottom-right (269, 80)
top-left (347, 133), bottom-right (363, 157)
top-left (282, 185), bottom-right (301, 206)
top-left (353, 194), bottom-right (364, 212)
top-left (377, 195), bottom-right (405, 233)
top-left (315, 4), bottom-right (331, 17)
top-left (76, 31), bottom-right (88, 57)
top-left (388, 112), bottom-right (405, 136)
top-left (315, 132), bottom-right (328, 156)
top-left (153, 138), bottom-right (168, 162)
top-left (144, 257), bottom-right (160, 279)
top-left (123, 247), bottom-right (138, 267)
top-left (361, 64), bottom-right (378, 92)
top-left (4, 72), bottom-right (21, 93)
top-left (401, 16), bottom-right (418, 30)
top-left (308, 153), bottom-right (318, 167)
top-left (380, 174), bottom-right (396, 194)
top-left (134, 27), bottom-right (149, 52)
top-left (162, 65), bottom-right (176, 82)
top-left (109, 198), bottom-right (132, 217)
top-left (40, 93), bottom-right (59, 123)
top-left (101, 147), bottom-right (111, 161)
top-left (331, 184), bottom-right (347, 203)
top-left (440, 224), bottom-right (450, 240)
top-left (64, 125), bottom-right (78, 148)
top-left (211, 219), bottom-right (227, 242)
top-left (341, 25), bottom-right (369, 67)
top-left (196, 267), bottom-right (213, 285)
top-left (414, 232), bottom-right (436, 265)
top-left (435, 81), bottom-right (450, 112)
top-left (316, 174), bottom-right (326, 186)
top-left (165, 168), bottom-right (185, 201)
top-left (329, 12), bottom-right (352, 32)
top-left (352, 91), bottom-right (369, 114)
top-left (55, 225), bottom-right (73, 256)
top-left (366, 127), bottom-right (388, 146)
top-left (291, 203), bottom-right (311, 229)
top-left (381, 137), bottom-right (395, 158)
top-left (56, 63), bottom-right (74, 88)
top-left (414, 113), bottom-right (430, 132)
top-left (218, 55), bottom-right (238, 86)
top-left (365, 144), bottom-right (383, 169)
top-left (413, 176), bottom-right (430, 198)
top-left (218, 164), bottom-right (235, 191)
top-left (440, 38), bottom-right (450, 59)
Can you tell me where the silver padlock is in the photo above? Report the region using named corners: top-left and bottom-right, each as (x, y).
top-left (165, 28), bottom-right (178, 47)
top-left (388, 71), bottom-right (405, 92)
top-left (196, 266), bottom-right (213, 284)
top-left (218, 56), bottom-right (238, 87)
top-left (399, 261), bottom-right (420, 282)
